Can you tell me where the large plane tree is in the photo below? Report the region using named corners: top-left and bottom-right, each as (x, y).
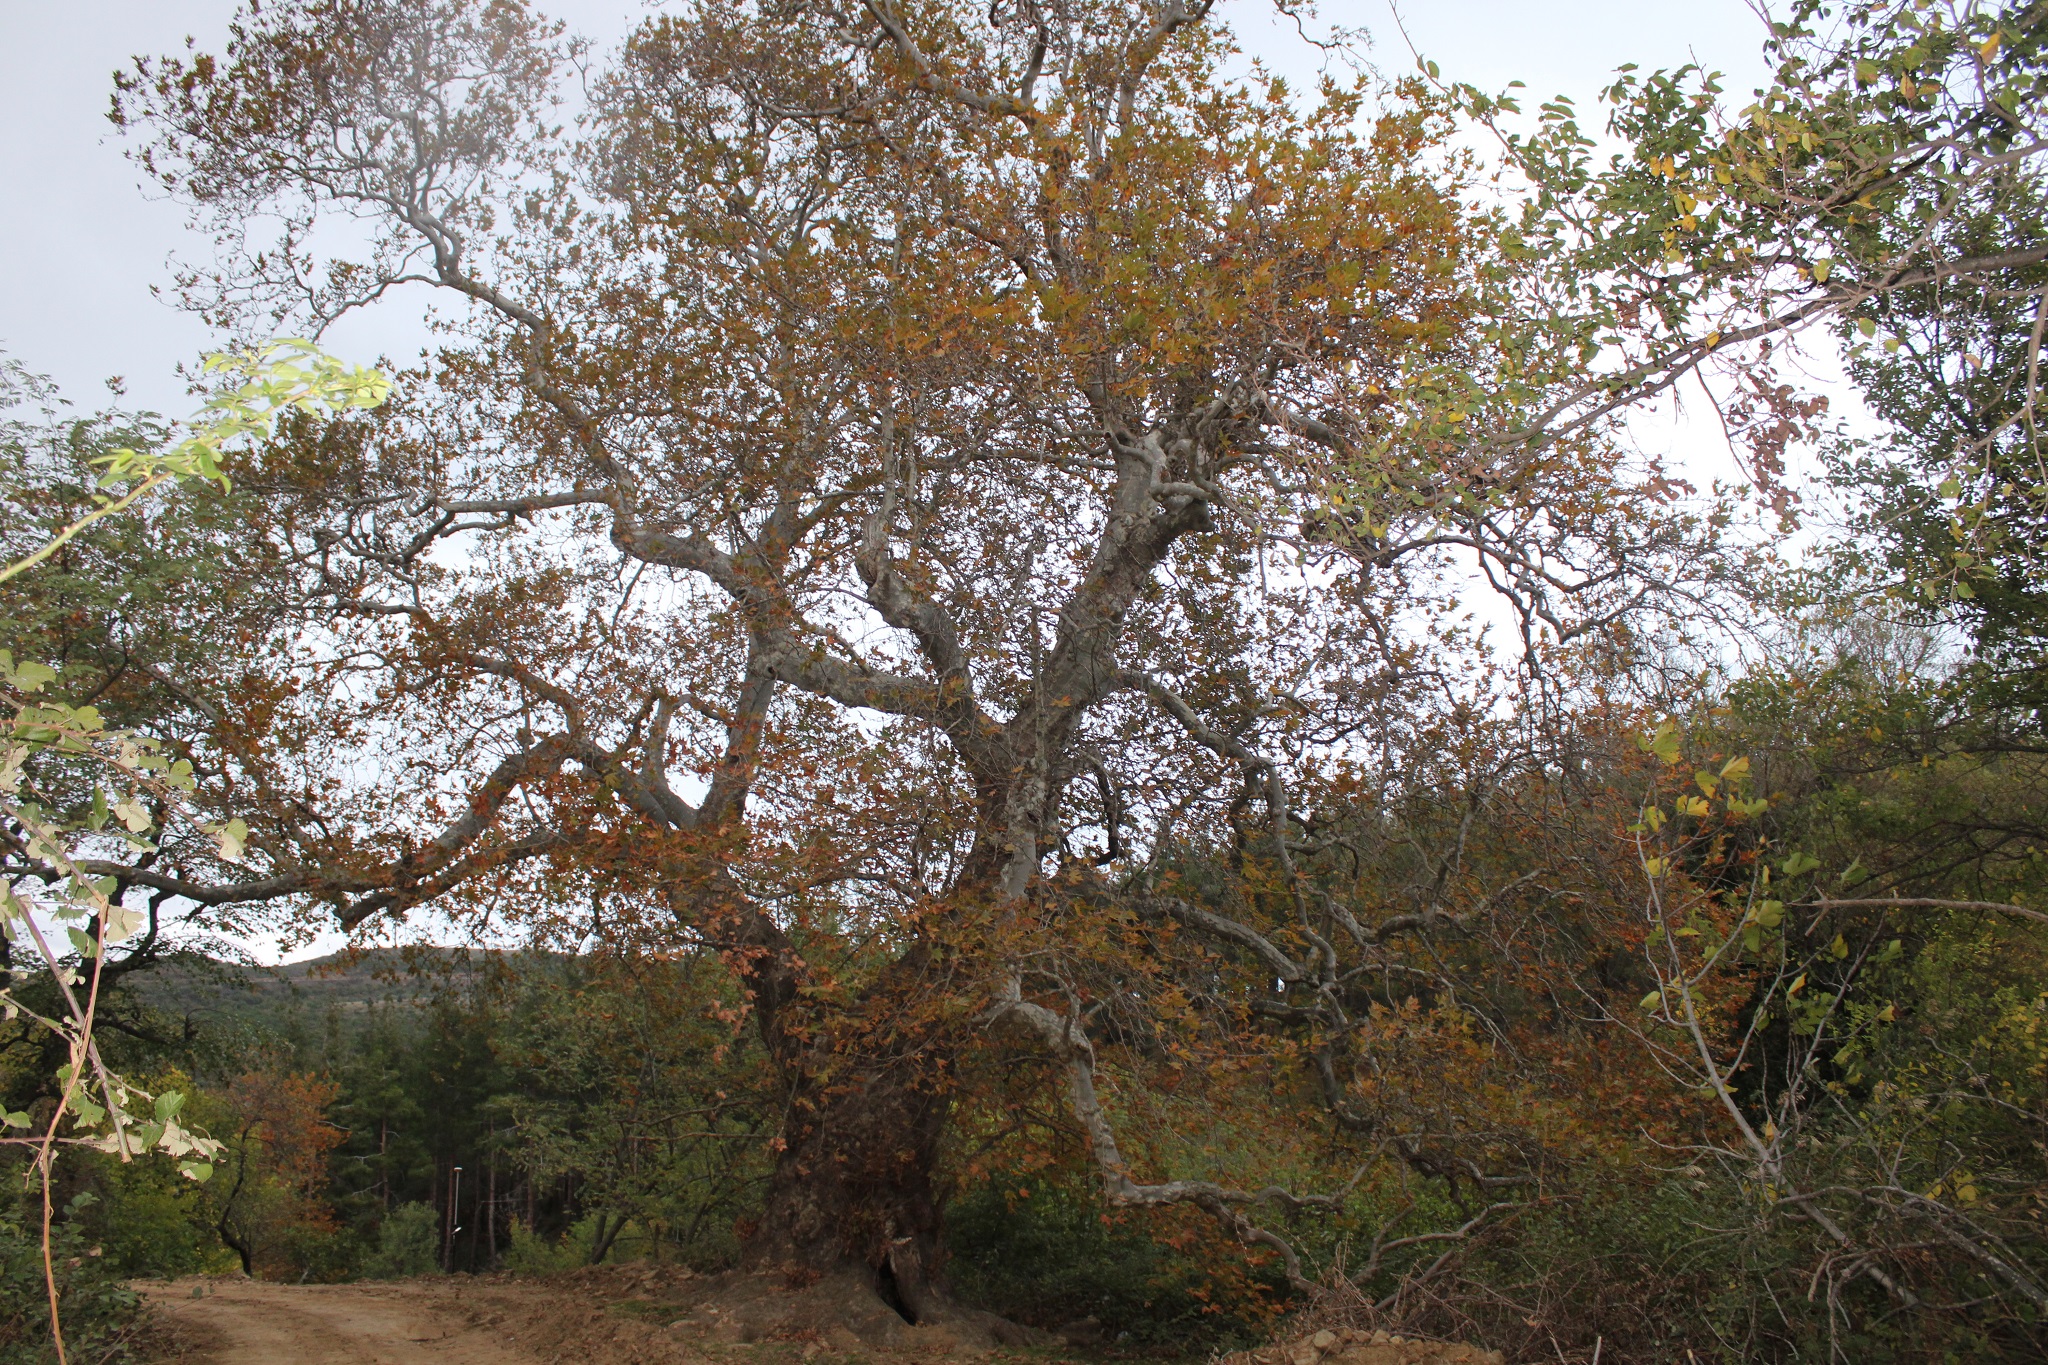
top-left (105, 0), bottom-right (1722, 1330)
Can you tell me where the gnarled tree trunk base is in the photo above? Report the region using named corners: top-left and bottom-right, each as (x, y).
top-left (686, 1268), bottom-right (1050, 1352)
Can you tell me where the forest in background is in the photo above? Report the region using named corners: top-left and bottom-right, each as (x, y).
top-left (2, 0), bottom-right (2046, 1362)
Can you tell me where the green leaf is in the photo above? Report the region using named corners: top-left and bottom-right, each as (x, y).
top-left (1639, 721), bottom-right (1683, 766)
top-left (1779, 851), bottom-right (1821, 878)
top-left (111, 797), bottom-right (152, 834)
top-left (213, 818), bottom-right (249, 864)
top-left (4, 660), bottom-right (57, 694)
top-left (103, 902), bottom-right (145, 944)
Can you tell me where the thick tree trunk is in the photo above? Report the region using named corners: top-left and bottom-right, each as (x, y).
top-left (720, 1037), bottom-right (1046, 1349)
top-left (712, 873), bottom-right (1040, 1343)
top-left (732, 907), bottom-right (955, 1316)
top-left (742, 1046), bottom-right (951, 1320)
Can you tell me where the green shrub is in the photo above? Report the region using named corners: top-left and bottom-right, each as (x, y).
top-left (71, 1150), bottom-right (232, 1279)
top-left (0, 1196), bottom-right (144, 1365)
top-left (500, 1214), bottom-right (623, 1274)
top-left (361, 1202), bottom-right (441, 1279)
top-left (502, 1217), bottom-right (575, 1274)
top-left (946, 1178), bottom-right (1280, 1351)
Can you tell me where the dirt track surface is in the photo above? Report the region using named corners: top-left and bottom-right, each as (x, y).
top-left (137, 1266), bottom-right (1006, 1365)
top-left (140, 1278), bottom-right (543, 1365)
top-left (137, 1269), bottom-right (1503, 1365)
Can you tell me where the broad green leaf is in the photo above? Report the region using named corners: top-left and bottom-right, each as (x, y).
top-left (1779, 851), bottom-right (1821, 878)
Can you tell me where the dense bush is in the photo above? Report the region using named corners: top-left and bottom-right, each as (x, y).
top-left (947, 1177), bottom-right (1283, 1351)
top-left (0, 1198), bottom-right (143, 1365)
top-left (361, 1202), bottom-right (441, 1280)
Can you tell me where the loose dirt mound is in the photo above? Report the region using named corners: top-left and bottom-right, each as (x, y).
top-left (1225, 1326), bottom-right (1505, 1365)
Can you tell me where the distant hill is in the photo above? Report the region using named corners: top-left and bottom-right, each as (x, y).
top-left (123, 946), bottom-right (512, 1033)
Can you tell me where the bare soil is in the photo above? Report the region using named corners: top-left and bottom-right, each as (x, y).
top-left (140, 1276), bottom-right (543, 1364)
top-left (1225, 1326), bottom-right (1505, 1365)
top-left (139, 1265), bottom-right (1020, 1365)
top-left (140, 1267), bottom-right (1501, 1365)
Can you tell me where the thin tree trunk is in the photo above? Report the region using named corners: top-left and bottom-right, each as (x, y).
top-left (486, 1143), bottom-right (496, 1268)
top-left (590, 1211), bottom-right (623, 1265)
top-left (217, 1125), bottom-right (257, 1276)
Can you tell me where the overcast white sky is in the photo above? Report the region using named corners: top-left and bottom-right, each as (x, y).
top-left (0, 1), bottom-right (1777, 962)
top-left (1, 1), bottom-right (1774, 414)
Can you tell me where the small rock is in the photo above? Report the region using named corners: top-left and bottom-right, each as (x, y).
top-left (1371, 1331), bottom-right (1392, 1345)
top-left (1312, 1331), bottom-right (1338, 1350)
top-left (1291, 1345), bottom-right (1320, 1365)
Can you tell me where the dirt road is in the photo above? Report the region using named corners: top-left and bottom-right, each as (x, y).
top-left (138, 1270), bottom-right (1500, 1365)
top-left (141, 1278), bottom-right (544, 1365)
